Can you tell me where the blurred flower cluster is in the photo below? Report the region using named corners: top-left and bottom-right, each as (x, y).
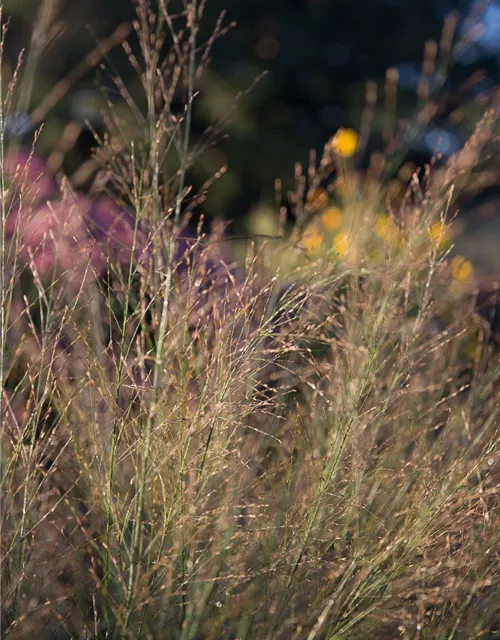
top-left (298, 127), bottom-right (475, 285)
top-left (4, 148), bottom-right (149, 283)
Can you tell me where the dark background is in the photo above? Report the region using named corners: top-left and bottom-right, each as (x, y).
top-left (5, 0), bottom-right (500, 234)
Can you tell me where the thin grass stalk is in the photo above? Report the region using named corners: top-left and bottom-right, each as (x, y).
top-left (0, 10), bottom-right (6, 419)
top-left (122, 3), bottom-right (199, 634)
top-left (102, 191), bottom-right (144, 626)
top-left (15, 0), bottom-right (60, 119)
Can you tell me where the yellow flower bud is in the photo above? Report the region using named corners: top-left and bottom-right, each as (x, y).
top-left (428, 222), bottom-right (450, 249)
top-left (451, 256), bottom-right (474, 282)
top-left (332, 128), bottom-right (359, 158)
top-left (321, 207), bottom-right (343, 231)
top-left (302, 227), bottom-right (324, 253)
top-left (307, 187), bottom-right (329, 210)
top-left (333, 230), bottom-right (350, 256)
top-left (375, 214), bottom-right (400, 245)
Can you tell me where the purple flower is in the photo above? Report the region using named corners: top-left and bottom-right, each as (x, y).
top-left (3, 149), bottom-right (57, 240)
top-left (15, 196), bottom-right (95, 277)
top-left (4, 148), bottom-right (56, 202)
top-left (9, 193), bottom-right (151, 279)
top-left (87, 197), bottom-right (149, 271)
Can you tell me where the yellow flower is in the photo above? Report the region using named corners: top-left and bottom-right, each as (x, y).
top-left (375, 214), bottom-right (400, 245)
top-left (302, 227), bottom-right (324, 253)
top-left (428, 221), bottom-right (450, 249)
top-left (307, 187), bottom-right (329, 210)
top-left (332, 128), bottom-right (359, 158)
top-left (321, 207), bottom-right (343, 231)
top-left (333, 230), bottom-right (350, 256)
top-left (451, 256), bottom-right (474, 282)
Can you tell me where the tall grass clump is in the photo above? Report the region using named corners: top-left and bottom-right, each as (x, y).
top-left (1, 2), bottom-right (500, 638)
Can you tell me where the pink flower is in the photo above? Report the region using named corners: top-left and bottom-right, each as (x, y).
top-left (11, 193), bottom-right (154, 280)
top-left (3, 149), bottom-right (56, 240)
top-left (87, 197), bottom-right (149, 271)
top-left (16, 196), bottom-right (100, 278)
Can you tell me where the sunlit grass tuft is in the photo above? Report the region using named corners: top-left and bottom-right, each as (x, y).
top-left (1, 3), bottom-right (500, 639)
